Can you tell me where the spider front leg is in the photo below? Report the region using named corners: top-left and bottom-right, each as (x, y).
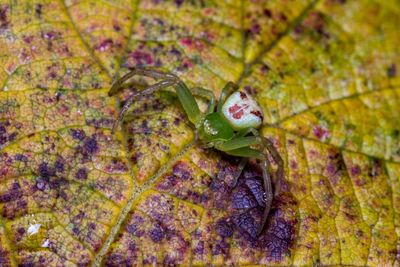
top-left (217, 82), bottom-right (238, 112)
top-left (108, 68), bottom-right (176, 96)
top-left (108, 67), bottom-right (208, 132)
top-left (111, 79), bottom-right (177, 132)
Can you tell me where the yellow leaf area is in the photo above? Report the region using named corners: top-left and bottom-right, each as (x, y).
top-left (0, 0), bottom-right (399, 266)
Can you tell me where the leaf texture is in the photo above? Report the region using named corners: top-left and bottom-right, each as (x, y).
top-left (0, 0), bottom-right (399, 266)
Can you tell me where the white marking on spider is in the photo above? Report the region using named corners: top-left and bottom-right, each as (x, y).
top-left (222, 91), bottom-right (263, 130)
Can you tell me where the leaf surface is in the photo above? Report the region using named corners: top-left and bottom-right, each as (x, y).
top-left (0, 0), bottom-right (399, 266)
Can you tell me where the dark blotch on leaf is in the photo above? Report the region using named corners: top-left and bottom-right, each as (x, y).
top-left (0, 4), bottom-right (9, 30)
top-left (175, 0), bottom-right (184, 7)
top-left (215, 218), bottom-right (233, 238)
top-left (172, 161), bottom-right (191, 180)
top-left (245, 178), bottom-right (266, 207)
top-left (36, 177), bottom-right (47, 191)
top-left (38, 162), bottom-right (55, 178)
top-left (0, 182), bottom-right (22, 203)
top-left (79, 136), bottom-right (99, 158)
top-left (126, 224), bottom-right (143, 237)
top-left (231, 185), bottom-right (258, 209)
top-left (35, 3), bottom-right (42, 18)
top-left (387, 63), bottom-right (397, 78)
top-left (75, 168), bottom-right (88, 180)
top-left (85, 137), bottom-right (98, 154)
top-left (211, 238), bottom-right (230, 257)
top-left (55, 158), bottom-right (65, 173)
top-left (258, 193), bottom-right (298, 261)
top-left (233, 209), bottom-right (259, 238)
top-left (149, 224), bottom-right (165, 243)
top-left (14, 154), bottom-right (28, 162)
top-left (71, 129), bottom-right (86, 140)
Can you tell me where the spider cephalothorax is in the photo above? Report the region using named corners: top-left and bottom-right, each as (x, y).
top-left (109, 67), bottom-right (284, 236)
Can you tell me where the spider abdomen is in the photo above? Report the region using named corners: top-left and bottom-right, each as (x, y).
top-left (221, 91), bottom-right (263, 130)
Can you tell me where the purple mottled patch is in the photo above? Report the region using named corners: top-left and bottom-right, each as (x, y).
top-left (84, 136), bottom-right (98, 155)
top-left (245, 178), bottom-right (266, 207)
top-left (0, 4), bottom-right (9, 30)
top-left (313, 125), bottom-right (330, 140)
top-left (71, 129), bottom-right (86, 140)
top-left (126, 223), bottom-right (144, 237)
top-left (172, 161), bottom-right (191, 180)
top-left (231, 185), bottom-right (258, 209)
top-left (38, 162), bottom-right (55, 178)
top-left (193, 241), bottom-right (205, 255)
top-left (233, 209), bottom-right (259, 238)
top-left (14, 154), bottom-right (28, 162)
top-left (149, 224), bottom-right (165, 243)
top-left (55, 158), bottom-right (65, 173)
top-left (35, 177), bottom-right (47, 191)
top-left (75, 168), bottom-right (88, 180)
top-left (211, 238), bottom-right (230, 257)
top-left (258, 193), bottom-right (298, 261)
top-left (215, 218), bottom-right (233, 238)
top-left (387, 63), bottom-right (396, 78)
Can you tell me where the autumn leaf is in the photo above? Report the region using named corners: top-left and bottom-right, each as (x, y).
top-left (0, 0), bottom-right (399, 266)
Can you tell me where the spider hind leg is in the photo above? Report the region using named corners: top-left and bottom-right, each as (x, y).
top-left (215, 133), bottom-right (284, 236)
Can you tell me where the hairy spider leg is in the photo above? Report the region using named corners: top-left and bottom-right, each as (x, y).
top-left (109, 68), bottom-right (217, 132)
top-left (231, 157), bottom-right (248, 187)
top-left (111, 79), bottom-right (176, 132)
top-left (108, 68), bottom-right (177, 96)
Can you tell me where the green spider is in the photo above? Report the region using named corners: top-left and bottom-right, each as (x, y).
top-left (109, 67), bottom-right (284, 236)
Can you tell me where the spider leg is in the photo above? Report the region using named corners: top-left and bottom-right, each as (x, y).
top-left (191, 87), bottom-right (216, 114)
top-left (260, 135), bottom-right (284, 195)
top-left (231, 157), bottom-right (248, 187)
top-left (109, 67), bottom-right (177, 96)
top-left (237, 128), bottom-right (284, 195)
top-left (215, 131), bottom-right (284, 236)
top-left (217, 82), bottom-right (238, 112)
top-left (109, 67), bottom-right (212, 132)
top-left (112, 79), bottom-right (176, 132)
top-left (218, 145), bottom-right (273, 236)
top-left (258, 156), bottom-right (273, 236)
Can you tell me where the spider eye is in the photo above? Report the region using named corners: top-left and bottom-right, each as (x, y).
top-left (221, 90), bottom-right (263, 130)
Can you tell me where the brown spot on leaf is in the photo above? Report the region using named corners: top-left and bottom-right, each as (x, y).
top-left (0, 4), bottom-right (9, 30)
top-left (387, 64), bottom-right (397, 78)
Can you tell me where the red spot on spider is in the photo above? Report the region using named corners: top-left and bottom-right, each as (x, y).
top-left (239, 91), bottom-right (248, 100)
top-left (229, 104), bottom-right (245, 119)
top-left (250, 110), bottom-right (263, 119)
